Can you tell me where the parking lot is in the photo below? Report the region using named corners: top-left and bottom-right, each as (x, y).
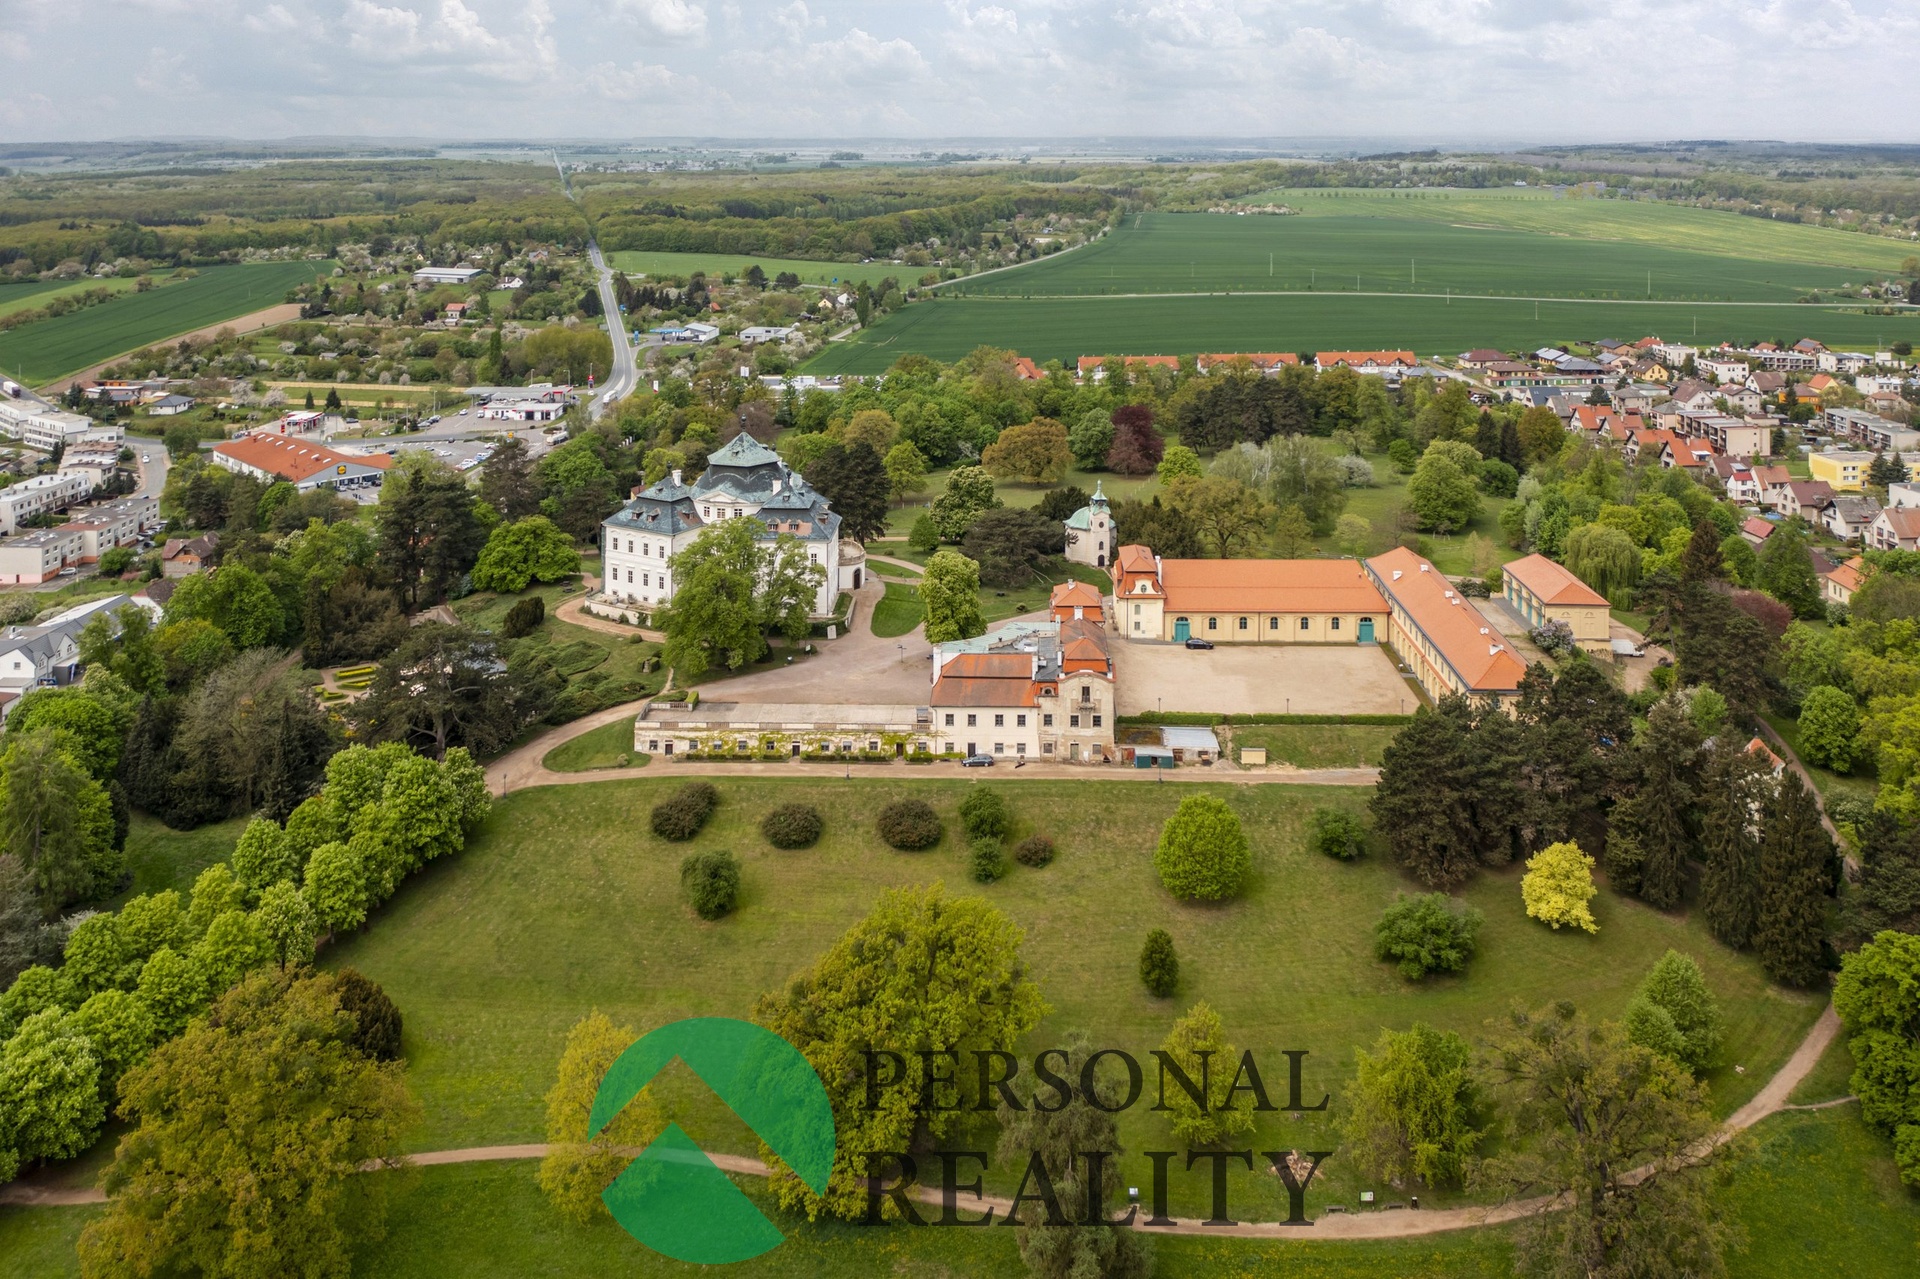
top-left (1109, 640), bottom-right (1418, 717)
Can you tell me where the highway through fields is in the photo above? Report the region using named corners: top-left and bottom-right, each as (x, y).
top-left (585, 241), bottom-right (637, 418)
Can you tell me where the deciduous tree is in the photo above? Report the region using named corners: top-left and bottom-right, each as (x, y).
top-left (1344, 1024), bottom-right (1478, 1187)
top-left (469, 515), bottom-right (579, 594)
top-left (921, 549), bottom-right (986, 643)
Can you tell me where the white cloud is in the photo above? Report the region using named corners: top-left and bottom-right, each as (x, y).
top-left (4, 0), bottom-right (1917, 141)
top-left (613, 0), bottom-right (709, 40)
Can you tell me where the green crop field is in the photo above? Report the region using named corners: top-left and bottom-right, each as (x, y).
top-left (607, 250), bottom-right (907, 289)
top-left (805, 291), bottom-right (1920, 375)
top-left (806, 197), bottom-right (1920, 374)
top-left (0, 277), bottom-right (142, 321)
top-left (0, 261), bottom-right (330, 385)
top-left (949, 211), bottom-right (1882, 303)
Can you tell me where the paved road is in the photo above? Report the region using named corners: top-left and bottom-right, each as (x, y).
top-left (586, 242), bottom-right (637, 419)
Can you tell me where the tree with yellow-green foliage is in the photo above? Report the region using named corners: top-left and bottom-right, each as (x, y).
top-left (538, 1010), bottom-right (666, 1224)
top-left (1157, 1001), bottom-right (1254, 1147)
top-left (1522, 841), bottom-right (1599, 933)
top-left (981, 418), bottom-right (1071, 484)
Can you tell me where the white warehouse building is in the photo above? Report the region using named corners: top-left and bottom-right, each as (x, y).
top-left (598, 434), bottom-right (864, 618)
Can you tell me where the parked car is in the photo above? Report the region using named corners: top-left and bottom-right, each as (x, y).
top-left (139, 453), bottom-right (149, 463)
top-left (1184, 637), bottom-right (1214, 650)
top-left (961, 754), bottom-right (995, 768)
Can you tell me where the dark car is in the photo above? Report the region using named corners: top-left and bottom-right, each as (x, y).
top-left (1184, 637), bottom-right (1214, 650)
top-left (961, 754), bottom-right (995, 767)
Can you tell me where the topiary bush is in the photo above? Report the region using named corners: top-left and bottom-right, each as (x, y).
top-left (1373, 894), bottom-right (1483, 980)
top-left (502, 595), bottom-right (546, 638)
top-left (760, 803), bottom-right (823, 849)
top-left (958, 787), bottom-right (1009, 841)
top-left (1309, 808), bottom-right (1368, 861)
top-left (651, 782), bottom-right (719, 841)
top-left (969, 837), bottom-right (1008, 883)
top-left (1139, 929), bottom-right (1178, 997)
top-left (1013, 835), bottom-right (1055, 868)
top-left (1153, 794), bottom-right (1251, 901)
top-left (680, 850), bottom-right (741, 920)
top-left (877, 799), bottom-right (942, 850)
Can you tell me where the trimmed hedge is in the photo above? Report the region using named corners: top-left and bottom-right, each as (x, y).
top-left (681, 850), bottom-right (741, 920)
top-left (761, 803), bottom-right (823, 849)
top-left (651, 782), bottom-right (719, 841)
top-left (877, 799), bottom-right (942, 850)
top-left (1013, 835), bottom-right (1055, 868)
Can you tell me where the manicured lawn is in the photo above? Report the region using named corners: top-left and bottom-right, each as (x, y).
top-left (450, 570), bottom-right (667, 725)
top-left (115, 813), bottom-right (247, 902)
top-left (1229, 723), bottom-right (1402, 768)
top-left (884, 463), bottom-right (1161, 537)
top-left (1722, 1107), bottom-right (1920, 1278)
top-left (868, 581), bottom-right (923, 637)
top-left (322, 776), bottom-right (1820, 1220)
top-left (0, 262), bottom-right (332, 385)
top-left (542, 718), bottom-right (648, 773)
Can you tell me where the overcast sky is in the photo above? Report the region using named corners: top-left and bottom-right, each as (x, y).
top-left (4, 0), bottom-right (1917, 143)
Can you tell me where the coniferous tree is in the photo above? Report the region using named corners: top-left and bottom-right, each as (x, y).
top-left (1847, 809), bottom-right (1920, 939)
top-left (1515, 662), bottom-right (1631, 848)
top-left (1757, 521), bottom-right (1822, 619)
top-left (1678, 521), bottom-right (1727, 589)
top-left (1606, 696), bottom-right (1700, 909)
top-left (1372, 698), bottom-right (1484, 889)
top-left (1753, 772), bottom-right (1837, 988)
top-left (802, 441), bottom-right (890, 544)
top-left (1697, 740), bottom-right (1769, 950)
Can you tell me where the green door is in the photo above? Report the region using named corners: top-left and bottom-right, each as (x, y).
top-left (1173, 618), bottom-right (1190, 642)
top-left (1358, 619), bottom-right (1375, 643)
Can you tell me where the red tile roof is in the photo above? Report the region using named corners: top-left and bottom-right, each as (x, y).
top-left (1503, 553), bottom-right (1608, 608)
top-left (1741, 517), bottom-right (1775, 541)
top-left (1316, 350), bottom-right (1417, 368)
top-left (1157, 558), bottom-right (1387, 616)
top-left (931, 653), bottom-right (1040, 707)
top-left (1200, 353), bottom-right (1299, 371)
top-left (213, 433), bottom-right (393, 484)
top-left (1365, 547), bottom-right (1528, 694)
top-left (1077, 355), bottom-right (1180, 375)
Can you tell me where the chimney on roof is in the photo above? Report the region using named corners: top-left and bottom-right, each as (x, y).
top-left (670, 469), bottom-right (682, 487)
top-left (1419, 563), bottom-right (1430, 572)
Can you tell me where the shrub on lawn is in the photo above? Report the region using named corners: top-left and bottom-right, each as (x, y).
top-left (1373, 894), bottom-right (1483, 980)
top-left (1013, 835), bottom-right (1055, 867)
top-left (651, 782), bottom-right (719, 841)
top-left (502, 596), bottom-right (546, 638)
top-left (958, 787), bottom-right (1009, 841)
top-left (1309, 808), bottom-right (1368, 861)
top-left (877, 799), bottom-right (942, 850)
top-left (969, 837), bottom-right (1008, 883)
top-left (1139, 929), bottom-right (1178, 997)
top-left (332, 968), bottom-right (403, 1062)
top-left (1153, 794), bottom-right (1250, 901)
top-left (680, 851), bottom-right (740, 920)
top-left (761, 803), bottom-right (823, 849)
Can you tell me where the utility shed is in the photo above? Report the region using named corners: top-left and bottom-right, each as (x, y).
top-left (1160, 726), bottom-right (1221, 762)
top-left (1130, 745), bottom-right (1174, 769)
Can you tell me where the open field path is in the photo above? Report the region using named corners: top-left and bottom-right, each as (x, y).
top-left (40, 303), bottom-right (305, 394)
top-left (3, 1003), bottom-right (1843, 1233)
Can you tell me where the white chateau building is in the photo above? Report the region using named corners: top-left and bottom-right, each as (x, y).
top-left (1063, 481), bottom-right (1114, 569)
top-left (598, 434), bottom-right (864, 618)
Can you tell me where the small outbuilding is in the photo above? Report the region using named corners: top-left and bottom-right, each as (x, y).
top-left (1160, 726), bottom-right (1220, 763)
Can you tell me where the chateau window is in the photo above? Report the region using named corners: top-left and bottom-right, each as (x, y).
top-left (994, 714), bottom-right (1004, 727)
top-left (1238, 617), bottom-right (1248, 630)
top-left (1070, 714), bottom-right (1081, 728)
top-left (1299, 617), bottom-right (1310, 630)
top-left (967, 714), bottom-right (977, 727)
top-left (1331, 617), bottom-right (1341, 631)
top-left (1268, 617), bottom-right (1278, 630)
top-left (1042, 743), bottom-right (1054, 754)
top-left (944, 713), bottom-right (955, 726)
top-left (1042, 714), bottom-right (1053, 727)
top-left (1016, 714), bottom-right (1027, 727)
top-left (1092, 715), bottom-right (1103, 728)
top-left (1207, 617), bottom-right (1218, 631)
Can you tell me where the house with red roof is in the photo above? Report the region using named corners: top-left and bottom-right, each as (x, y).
top-left (1314, 351), bottom-right (1418, 374)
top-left (211, 432), bottom-right (393, 492)
top-left (1107, 550), bottom-right (1388, 644)
top-left (1501, 553), bottom-right (1611, 642)
top-left (929, 618), bottom-right (1114, 762)
top-left (1364, 547), bottom-right (1528, 704)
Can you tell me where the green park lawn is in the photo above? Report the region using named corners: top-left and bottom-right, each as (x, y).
top-left (0, 261), bottom-right (333, 385)
top-left (321, 776), bottom-right (1822, 1221)
top-left (868, 581), bottom-right (923, 637)
top-left (542, 718), bottom-right (647, 772)
top-left (1227, 723), bottom-right (1403, 769)
top-left (115, 814), bottom-right (250, 902)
